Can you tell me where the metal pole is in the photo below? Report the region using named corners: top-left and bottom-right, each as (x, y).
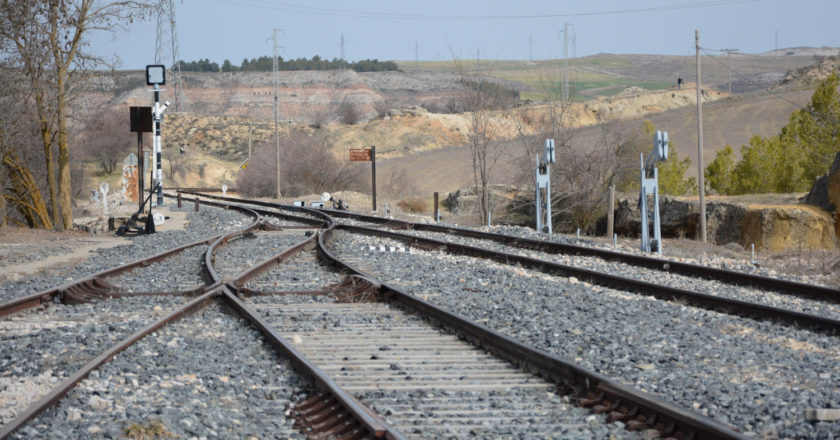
top-left (137, 132), bottom-right (144, 213)
top-left (153, 84), bottom-right (163, 207)
top-left (434, 192), bottom-right (439, 222)
top-left (728, 51), bottom-right (732, 96)
top-left (268, 28), bottom-right (283, 200)
top-left (248, 122), bottom-right (253, 163)
top-left (371, 146), bottom-right (376, 211)
top-left (607, 184), bottom-right (615, 239)
top-left (696, 30), bottom-right (707, 243)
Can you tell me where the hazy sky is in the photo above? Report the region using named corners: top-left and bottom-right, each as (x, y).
top-left (89, 0), bottom-right (840, 69)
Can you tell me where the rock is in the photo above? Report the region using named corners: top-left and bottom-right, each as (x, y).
top-left (65, 408), bottom-right (82, 422)
top-left (742, 205), bottom-right (838, 251)
top-left (803, 174), bottom-right (831, 210)
top-left (615, 194), bottom-right (838, 250)
top-left (828, 151), bottom-right (840, 240)
top-left (88, 395), bottom-right (110, 411)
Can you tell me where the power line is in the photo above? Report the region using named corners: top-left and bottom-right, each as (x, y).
top-left (206, 0), bottom-right (762, 20)
top-left (700, 47), bottom-right (838, 127)
top-left (155, 0), bottom-right (183, 111)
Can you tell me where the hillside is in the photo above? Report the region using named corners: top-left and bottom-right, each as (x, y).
top-left (82, 50), bottom-right (836, 196)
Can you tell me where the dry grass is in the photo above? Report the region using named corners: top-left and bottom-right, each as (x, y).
top-left (123, 421), bottom-right (174, 439)
top-left (397, 197), bottom-right (429, 213)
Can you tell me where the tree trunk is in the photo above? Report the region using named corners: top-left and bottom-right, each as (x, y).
top-left (56, 76), bottom-right (72, 230)
top-left (37, 96), bottom-right (61, 228)
top-left (2, 150), bottom-right (52, 229)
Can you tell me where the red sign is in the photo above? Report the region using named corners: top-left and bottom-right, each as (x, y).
top-left (349, 148), bottom-right (371, 161)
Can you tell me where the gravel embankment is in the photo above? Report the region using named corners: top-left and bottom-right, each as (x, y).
top-left (327, 231), bottom-right (840, 439)
top-left (0, 296), bottom-right (191, 426)
top-left (11, 304), bottom-right (306, 439)
top-left (0, 205), bottom-right (251, 304)
top-left (369, 225), bottom-right (840, 321)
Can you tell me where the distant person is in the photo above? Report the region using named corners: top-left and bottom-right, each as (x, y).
top-left (677, 77), bottom-right (683, 89)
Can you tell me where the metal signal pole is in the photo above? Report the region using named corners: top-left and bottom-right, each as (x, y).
top-left (696, 30), bottom-right (707, 243)
top-left (267, 28), bottom-right (283, 199)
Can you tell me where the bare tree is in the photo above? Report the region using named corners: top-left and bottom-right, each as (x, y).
top-left (0, 69), bottom-right (53, 228)
top-left (78, 109), bottom-right (136, 175)
top-left (453, 60), bottom-right (515, 225)
top-left (237, 129), bottom-right (367, 198)
top-left (0, 0), bottom-right (153, 229)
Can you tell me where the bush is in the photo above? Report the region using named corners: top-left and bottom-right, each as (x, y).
top-left (338, 102), bottom-right (361, 125)
top-left (236, 129), bottom-right (368, 198)
top-left (397, 198), bottom-right (427, 213)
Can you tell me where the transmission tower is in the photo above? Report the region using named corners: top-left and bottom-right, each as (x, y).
top-left (557, 23), bottom-right (576, 103)
top-left (340, 33), bottom-right (346, 64)
top-left (155, 0), bottom-right (183, 111)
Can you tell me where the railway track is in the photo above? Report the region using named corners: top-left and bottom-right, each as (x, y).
top-left (180, 191), bottom-right (840, 438)
top-left (3, 193), bottom-right (834, 438)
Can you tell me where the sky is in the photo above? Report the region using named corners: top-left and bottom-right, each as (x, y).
top-left (88, 0), bottom-right (840, 69)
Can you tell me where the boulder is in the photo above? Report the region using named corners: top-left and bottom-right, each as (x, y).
top-left (742, 205), bottom-right (838, 251)
top-left (614, 196), bottom-right (699, 238)
top-left (803, 151), bottom-right (840, 213)
top-left (615, 194), bottom-right (838, 251)
top-left (829, 152), bottom-right (840, 241)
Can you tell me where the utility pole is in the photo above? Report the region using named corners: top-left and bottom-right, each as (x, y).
top-left (248, 122), bottom-right (252, 162)
top-left (340, 33), bottom-right (346, 66)
top-left (529, 35), bottom-right (533, 61)
top-left (267, 28), bottom-right (283, 199)
top-left (695, 30), bottom-right (707, 243)
top-left (722, 48), bottom-right (739, 95)
top-left (415, 41), bottom-right (419, 64)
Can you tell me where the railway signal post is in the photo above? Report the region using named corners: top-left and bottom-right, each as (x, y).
top-left (535, 138), bottom-right (555, 234)
top-left (146, 64), bottom-right (169, 207)
top-left (640, 131), bottom-right (669, 254)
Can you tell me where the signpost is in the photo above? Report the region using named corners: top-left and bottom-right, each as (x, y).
top-left (350, 147), bottom-right (376, 211)
top-left (129, 106), bottom-right (152, 213)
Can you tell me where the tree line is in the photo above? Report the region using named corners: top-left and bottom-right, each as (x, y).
top-left (705, 73), bottom-right (839, 195)
top-left (179, 56), bottom-right (399, 73)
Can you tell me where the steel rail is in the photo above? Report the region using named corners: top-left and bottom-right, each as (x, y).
top-left (318, 207), bottom-right (840, 302)
top-left (176, 191), bottom-right (840, 302)
top-left (220, 227), bottom-right (404, 438)
top-left (316, 225), bottom-right (746, 440)
top-left (0, 287), bottom-right (223, 439)
top-left (229, 231), bottom-right (319, 288)
top-left (172, 190), bottom-right (332, 227)
top-left (221, 288), bottom-right (404, 440)
top-left (339, 223), bottom-right (840, 334)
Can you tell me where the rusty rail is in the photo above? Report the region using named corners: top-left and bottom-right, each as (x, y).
top-left (339, 223), bottom-right (840, 334)
top-left (177, 191), bottom-right (840, 302)
top-left (0, 288), bottom-right (222, 439)
top-left (317, 207), bottom-right (840, 303)
top-left (221, 288), bottom-right (404, 440)
top-left (316, 225), bottom-right (746, 440)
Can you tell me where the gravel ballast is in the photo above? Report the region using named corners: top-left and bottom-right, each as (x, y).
top-left (371, 224), bottom-right (840, 321)
top-left (0, 295), bottom-right (191, 426)
top-left (327, 230), bottom-right (840, 438)
top-left (11, 304), bottom-right (306, 440)
top-left (0, 205), bottom-right (251, 304)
